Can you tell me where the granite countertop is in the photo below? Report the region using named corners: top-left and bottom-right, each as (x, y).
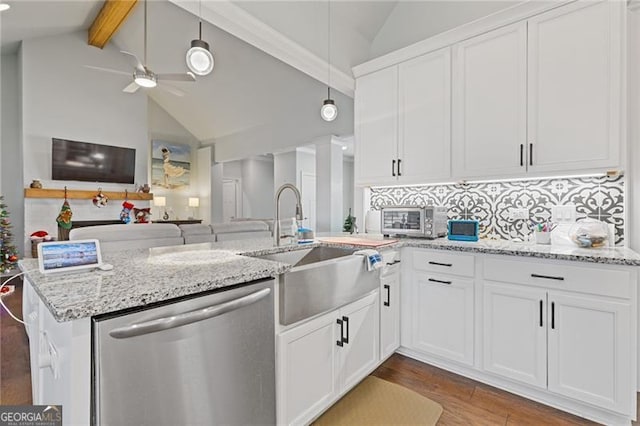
top-left (20, 235), bottom-right (640, 323)
top-left (19, 243), bottom-right (293, 322)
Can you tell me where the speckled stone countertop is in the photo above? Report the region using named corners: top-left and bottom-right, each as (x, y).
top-left (20, 235), bottom-right (640, 322)
top-left (19, 243), bottom-right (293, 322)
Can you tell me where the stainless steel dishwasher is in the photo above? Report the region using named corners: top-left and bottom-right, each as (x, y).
top-left (92, 279), bottom-right (275, 426)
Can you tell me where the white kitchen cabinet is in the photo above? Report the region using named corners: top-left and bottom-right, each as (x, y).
top-left (412, 272), bottom-right (474, 366)
top-left (527, 0), bottom-right (622, 173)
top-left (547, 292), bottom-right (632, 414)
top-left (355, 66), bottom-right (398, 186)
top-left (380, 266), bottom-right (400, 360)
top-left (277, 292), bottom-right (379, 426)
top-left (452, 22), bottom-right (527, 179)
top-left (355, 48), bottom-right (451, 186)
top-left (483, 282), bottom-right (547, 389)
top-left (397, 48), bottom-right (451, 183)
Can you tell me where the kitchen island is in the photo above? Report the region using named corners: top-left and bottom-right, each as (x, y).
top-left (19, 236), bottom-right (640, 425)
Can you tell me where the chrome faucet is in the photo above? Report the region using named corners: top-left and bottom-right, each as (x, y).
top-left (274, 183), bottom-right (304, 246)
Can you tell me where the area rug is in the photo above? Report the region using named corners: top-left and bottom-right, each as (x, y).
top-left (313, 376), bottom-right (443, 425)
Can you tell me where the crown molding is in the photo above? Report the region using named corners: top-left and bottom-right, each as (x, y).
top-left (169, 0), bottom-right (354, 98)
top-left (629, 0), bottom-right (640, 12)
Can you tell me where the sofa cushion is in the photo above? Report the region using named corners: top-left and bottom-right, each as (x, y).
top-left (211, 221), bottom-right (269, 234)
top-left (178, 224), bottom-right (213, 236)
top-left (69, 223), bottom-right (181, 241)
top-left (215, 231), bottom-right (271, 241)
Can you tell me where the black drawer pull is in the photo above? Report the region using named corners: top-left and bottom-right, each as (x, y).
top-left (336, 318), bottom-right (344, 347)
top-left (551, 302), bottom-right (555, 329)
top-left (520, 144), bottom-right (524, 167)
top-left (386, 260), bottom-right (401, 266)
top-left (397, 159), bottom-right (402, 176)
top-left (383, 284), bottom-right (390, 307)
top-left (539, 300), bottom-right (543, 327)
top-left (343, 316), bottom-right (349, 344)
top-left (531, 273), bottom-right (564, 281)
top-left (428, 278), bottom-right (452, 285)
top-left (529, 143), bottom-right (533, 166)
top-left (391, 159), bottom-right (396, 177)
top-left (428, 261), bottom-right (452, 267)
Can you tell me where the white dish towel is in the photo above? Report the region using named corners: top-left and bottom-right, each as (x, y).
top-left (354, 249), bottom-right (383, 272)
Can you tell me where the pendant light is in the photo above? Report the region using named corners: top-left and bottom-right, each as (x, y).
top-left (186, 0), bottom-right (214, 76)
top-left (320, 0), bottom-right (337, 122)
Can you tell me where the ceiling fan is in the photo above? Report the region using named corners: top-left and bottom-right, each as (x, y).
top-left (85, 0), bottom-right (195, 96)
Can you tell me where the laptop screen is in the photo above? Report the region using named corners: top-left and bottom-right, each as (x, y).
top-left (38, 240), bottom-right (102, 274)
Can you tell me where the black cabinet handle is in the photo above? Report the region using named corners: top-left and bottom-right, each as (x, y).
top-left (529, 143), bottom-right (533, 166)
top-left (531, 273), bottom-right (564, 281)
top-left (343, 316), bottom-right (349, 344)
top-left (336, 318), bottom-right (344, 347)
top-left (391, 159), bottom-right (396, 177)
top-left (428, 261), bottom-right (452, 267)
top-left (539, 300), bottom-right (543, 327)
top-left (551, 302), bottom-right (555, 329)
top-left (385, 260), bottom-right (401, 266)
top-left (428, 278), bottom-right (452, 285)
top-left (383, 284), bottom-right (390, 307)
top-left (397, 159), bottom-right (402, 176)
top-left (520, 144), bottom-right (524, 166)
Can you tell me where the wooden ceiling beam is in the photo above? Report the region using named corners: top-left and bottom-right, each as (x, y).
top-left (88, 0), bottom-right (139, 49)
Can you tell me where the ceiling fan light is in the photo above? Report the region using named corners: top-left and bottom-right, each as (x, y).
top-left (186, 39), bottom-right (214, 76)
top-left (0, 3), bottom-right (10, 12)
top-left (134, 70), bottom-right (157, 88)
top-left (321, 98), bottom-right (338, 122)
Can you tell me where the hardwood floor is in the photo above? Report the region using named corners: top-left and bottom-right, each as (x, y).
top-left (0, 277), bottom-right (32, 405)
top-left (0, 286), bottom-right (637, 424)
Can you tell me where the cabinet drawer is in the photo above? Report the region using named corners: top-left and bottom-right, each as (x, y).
top-left (483, 257), bottom-right (632, 299)
top-left (412, 250), bottom-right (475, 277)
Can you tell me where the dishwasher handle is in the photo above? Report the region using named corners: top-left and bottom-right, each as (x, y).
top-left (109, 287), bottom-right (271, 339)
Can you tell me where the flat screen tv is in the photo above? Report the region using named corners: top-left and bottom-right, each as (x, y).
top-left (52, 138), bottom-right (136, 184)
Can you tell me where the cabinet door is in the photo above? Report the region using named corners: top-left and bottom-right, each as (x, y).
top-left (277, 311), bottom-right (340, 426)
top-left (339, 292), bottom-right (379, 391)
top-left (452, 22), bottom-right (527, 179)
top-left (380, 272), bottom-right (400, 360)
top-left (413, 273), bottom-right (474, 365)
top-left (398, 48), bottom-right (451, 183)
top-left (527, 0), bottom-right (622, 173)
top-left (483, 282), bottom-right (547, 388)
top-left (355, 67), bottom-right (399, 186)
top-left (547, 292), bottom-right (632, 414)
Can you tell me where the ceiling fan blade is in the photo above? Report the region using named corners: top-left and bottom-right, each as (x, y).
top-left (156, 72), bottom-right (196, 82)
top-left (123, 81), bottom-right (140, 94)
top-left (120, 50), bottom-right (145, 72)
top-left (84, 65), bottom-right (131, 76)
top-left (158, 83), bottom-right (185, 97)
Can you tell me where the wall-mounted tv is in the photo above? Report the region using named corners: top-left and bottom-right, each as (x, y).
top-left (52, 138), bottom-right (136, 184)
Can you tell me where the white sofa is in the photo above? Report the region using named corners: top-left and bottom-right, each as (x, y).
top-left (69, 223), bottom-right (184, 253)
top-left (68, 221), bottom-right (273, 252)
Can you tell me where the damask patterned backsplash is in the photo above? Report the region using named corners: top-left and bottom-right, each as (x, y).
top-left (370, 175), bottom-right (624, 245)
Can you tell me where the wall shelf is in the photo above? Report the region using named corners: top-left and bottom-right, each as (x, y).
top-left (24, 188), bottom-right (154, 201)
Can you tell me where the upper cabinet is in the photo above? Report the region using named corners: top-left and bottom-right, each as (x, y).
top-left (452, 22), bottom-right (527, 178)
top-left (355, 0), bottom-right (625, 185)
top-left (527, 0), bottom-right (622, 174)
top-left (355, 48), bottom-right (451, 186)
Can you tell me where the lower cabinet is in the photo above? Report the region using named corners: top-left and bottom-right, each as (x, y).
top-left (410, 272), bottom-right (474, 366)
top-left (277, 292), bottom-right (379, 426)
top-left (380, 268), bottom-right (400, 360)
top-left (483, 281), bottom-right (633, 414)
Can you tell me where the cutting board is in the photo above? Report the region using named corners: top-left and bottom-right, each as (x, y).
top-left (317, 236), bottom-right (398, 248)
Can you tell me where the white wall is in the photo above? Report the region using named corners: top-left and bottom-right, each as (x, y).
top-left (369, 1), bottom-right (520, 59)
top-left (242, 158), bottom-right (274, 219)
top-left (343, 158), bottom-right (354, 224)
top-left (148, 98), bottom-right (203, 221)
top-left (20, 31), bottom-right (148, 248)
top-left (1, 53), bottom-right (25, 255)
top-left (273, 151), bottom-right (298, 220)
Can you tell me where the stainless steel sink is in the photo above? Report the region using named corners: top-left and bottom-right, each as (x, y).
top-left (253, 246), bottom-right (380, 325)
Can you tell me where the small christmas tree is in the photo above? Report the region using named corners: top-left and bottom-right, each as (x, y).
top-left (0, 195), bottom-right (18, 273)
top-left (343, 208), bottom-right (356, 234)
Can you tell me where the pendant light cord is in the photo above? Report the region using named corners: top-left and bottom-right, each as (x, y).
top-left (198, 0), bottom-right (202, 40)
top-left (327, 0), bottom-right (331, 99)
top-left (143, 0), bottom-right (147, 65)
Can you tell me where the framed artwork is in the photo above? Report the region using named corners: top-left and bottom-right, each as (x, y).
top-left (151, 140), bottom-right (191, 189)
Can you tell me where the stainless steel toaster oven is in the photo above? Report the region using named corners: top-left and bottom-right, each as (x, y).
top-left (380, 206), bottom-right (448, 239)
